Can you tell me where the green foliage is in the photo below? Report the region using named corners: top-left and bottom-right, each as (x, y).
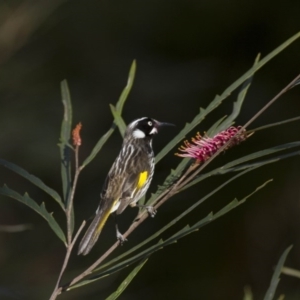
top-left (0, 159), bottom-right (64, 210)
top-left (207, 53), bottom-right (260, 136)
top-left (82, 60), bottom-right (135, 168)
top-left (105, 258), bottom-right (148, 300)
top-left (59, 80), bottom-right (73, 204)
top-left (0, 185), bottom-right (66, 244)
top-left (264, 245), bottom-right (293, 300)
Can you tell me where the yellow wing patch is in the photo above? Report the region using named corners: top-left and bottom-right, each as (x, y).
top-left (137, 171), bottom-right (148, 189)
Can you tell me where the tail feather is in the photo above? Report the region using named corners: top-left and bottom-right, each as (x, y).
top-left (78, 208), bottom-right (111, 255)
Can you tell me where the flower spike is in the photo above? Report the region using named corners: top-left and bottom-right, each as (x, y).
top-left (176, 126), bottom-right (250, 162)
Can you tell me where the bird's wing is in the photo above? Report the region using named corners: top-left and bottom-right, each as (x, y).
top-left (78, 173), bottom-right (125, 256)
top-left (116, 160), bottom-right (150, 213)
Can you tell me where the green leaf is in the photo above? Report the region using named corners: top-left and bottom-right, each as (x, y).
top-left (213, 53), bottom-right (260, 135)
top-left (181, 142), bottom-right (300, 191)
top-left (0, 224), bottom-right (32, 233)
top-left (145, 157), bottom-right (190, 207)
top-left (213, 179), bottom-right (272, 219)
top-left (59, 79), bottom-right (72, 204)
top-left (243, 286), bottom-right (253, 300)
top-left (250, 116), bottom-right (300, 133)
top-left (222, 141), bottom-right (300, 170)
top-left (220, 150), bottom-right (300, 174)
top-left (110, 104), bottom-right (127, 137)
top-left (82, 125), bottom-right (116, 168)
top-left (0, 159), bottom-right (64, 210)
top-left (116, 60), bottom-right (136, 112)
top-left (206, 115), bottom-right (228, 137)
top-left (81, 61), bottom-right (136, 169)
top-left (167, 179), bottom-right (272, 243)
top-left (281, 266), bottom-right (300, 279)
top-left (155, 32), bottom-right (300, 164)
top-left (0, 185), bottom-right (66, 244)
top-left (264, 245), bottom-right (293, 300)
top-left (105, 259), bottom-right (148, 300)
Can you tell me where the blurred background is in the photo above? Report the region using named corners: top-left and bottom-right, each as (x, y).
top-left (0, 0), bottom-right (300, 299)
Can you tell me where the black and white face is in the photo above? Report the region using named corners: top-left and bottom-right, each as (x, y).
top-left (129, 117), bottom-right (159, 139)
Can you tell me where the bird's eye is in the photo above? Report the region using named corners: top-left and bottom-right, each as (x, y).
top-left (148, 121), bottom-right (153, 126)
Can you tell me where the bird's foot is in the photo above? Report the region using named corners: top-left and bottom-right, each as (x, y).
top-left (136, 204), bottom-right (157, 217)
top-left (116, 230), bottom-right (128, 245)
top-left (146, 206), bottom-right (157, 218)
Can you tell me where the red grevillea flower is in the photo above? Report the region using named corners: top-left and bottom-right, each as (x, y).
top-left (176, 126), bottom-right (249, 162)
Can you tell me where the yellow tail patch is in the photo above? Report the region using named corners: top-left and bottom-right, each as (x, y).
top-left (95, 199), bottom-right (119, 235)
top-left (137, 171), bottom-right (148, 188)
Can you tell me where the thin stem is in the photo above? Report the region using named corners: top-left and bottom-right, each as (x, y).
top-left (281, 266), bottom-right (300, 279)
top-left (49, 221), bottom-right (86, 300)
top-left (49, 136), bottom-right (84, 300)
top-left (243, 74), bottom-right (300, 129)
top-left (66, 144), bottom-right (80, 244)
top-left (248, 116), bottom-right (300, 133)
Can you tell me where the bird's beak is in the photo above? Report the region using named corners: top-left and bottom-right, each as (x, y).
top-left (150, 120), bottom-right (175, 135)
top-left (156, 121), bottom-right (175, 128)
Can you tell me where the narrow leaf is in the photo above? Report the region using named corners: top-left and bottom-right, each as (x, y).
top-left (281, 266), bottom-right (300, 279)
top-left (82, 125), bottom-right (116, 168)
top-left (116, 60), bottom-right (136, 112)
top-left (243, 286), bottom-right (253, 300)
top-left (0, 185), bottom-right (66, 244)
top-left (181, 142), bottom-right (300, 191)
top-left (106, 259), bottom-right (148, 300)
top-left (170, 180), bottom-right (272, 242)
top-left (213, 53), bottom-right (260, 135)
top-left (213, 179), bottom-right (272, 219)
top-left (146, 158), bottom-right (190, 206)
top-left (206, 115), bottom-right (227, 137)
top-left (0, 159), bottom-right (64, 210)
top-left (0, 224), bottom-right (32, 233)
top-left (264, 245), bottom-right (293, 300)
top-left (155, 32), bottom-right (300, 164)
top-left (59, 79), bottom-right (72, 204)
top-left (81, 61), bottom-right (135, 168)
top-left (110, 104), bottom-right (127, 137)
top-left (250, 116), bottom-right (300, 133)
top-left (223, 142), bottom-right (300, 170)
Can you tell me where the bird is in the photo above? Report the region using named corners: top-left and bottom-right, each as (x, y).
top-left (78, 117), bottom-right (173, 255)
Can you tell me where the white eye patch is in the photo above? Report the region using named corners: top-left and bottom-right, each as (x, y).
top-left (149, 127), bottom-right (158, 135)
top-left (133, 129), bottom-right (146, 139)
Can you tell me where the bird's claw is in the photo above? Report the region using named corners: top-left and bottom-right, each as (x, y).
top-left (146, 206), bottom-right (157, 218)
top-left (116, 231), bottom-right (128, 245)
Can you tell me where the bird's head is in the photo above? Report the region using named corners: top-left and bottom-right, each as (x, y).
top-left (126, 117), bottom-right (174, 139)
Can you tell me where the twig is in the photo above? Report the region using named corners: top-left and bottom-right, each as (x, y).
top-left (49, 123), bottom-right (84, 300)
top-left (49, 221), bottom-right (86, 300)
top-left (247, 116), bottom-right (300, 133)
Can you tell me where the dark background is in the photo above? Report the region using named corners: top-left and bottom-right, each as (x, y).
top-left (0, 1), bottom-right (300, 299)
